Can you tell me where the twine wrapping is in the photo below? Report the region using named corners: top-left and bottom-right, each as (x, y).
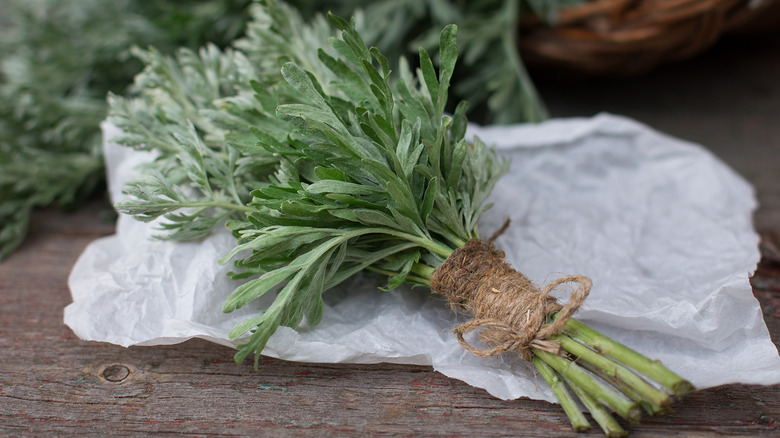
top-left (430, 236), bottom-right (591, 361)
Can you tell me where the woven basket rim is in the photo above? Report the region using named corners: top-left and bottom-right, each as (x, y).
top-left (520, 0), bottom-right (777, 75)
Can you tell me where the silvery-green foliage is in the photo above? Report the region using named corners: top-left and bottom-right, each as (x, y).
top-left (109, 1), bottom-right (508, 367)
top-left (0, 0), bottom-right (253, 260)
top-left (287, 0), bottom-right (586, 125)
top-left (219, 14), bottom-right (507, 366)
top-left (110, 1), bottom-right (339, 240)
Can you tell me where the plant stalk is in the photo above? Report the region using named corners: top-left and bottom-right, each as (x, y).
top-left (532, 356), bottom-right (591, 432)
top-left (554, 333), bottom-right (672, 414)
top-left (564, 376), bottom-right (628, 437)
top-left (534, 349), bottom-right (642, 424)
top-left (577, 358), bottom-right (669, 416)
top-left (366, 266), bottom-right (430, 285)
top-left (563, 318), bottom-right (694, 396)
top-left (411, 262), bottom-right (437, 281)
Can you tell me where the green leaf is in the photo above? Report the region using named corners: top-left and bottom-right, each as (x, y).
top-left (395, 77), bottom-right (434, 141)
top-left (381, 250), bottom-right (420, 292)
top-left (421, 177), bottom-right (438, 224)
top-left (313, 166), bottom-right (346, 181)
top-left (225, 131), bottom-right (266, 155)
top-left (419, 47), bottom-right (439, 112)
top-left (252, 185), bottom-right (299, 201)
top-left (388, 206), bottom-right (424, 237)
top-left (369, 46), bottom-right (390, 77)
top-left (353, 209), bottom-right (401, 229)
top-left (327, 208), bottom-right (359, 223)
top-left (281, 62), bottom-right (330, 110)
top-left (306, 180), bottom-right (382, 195)
top-left (326, 13), bottom-right (371, 64)
top-left (325, 193), bottom-right (383, 209)
top-left (307, 295), bottom-right (324, 326)
top-left (219, 227), bottom-right (335, 265)
top-left (222, 268), bottom-right (294, 313)
top-left (446, 139), bottom-right (467, 192)
top-left (450, 100), bottom-right (469, 142)
top-left (317, 49), bottom-right (372, 103)
top-left (437, 24), bottom-right (458, 94)
top-left (395, 119), bottom-right (420, 180)
top-left (386, 179), bottom-right (421, 226)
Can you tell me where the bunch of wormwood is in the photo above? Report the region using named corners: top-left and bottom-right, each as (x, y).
top-left (0, 0), bottom-right (253, 260)
top-left (113, 3), bottom-right (692, 436)
top-left (109, 0), bottom-right (512, 359)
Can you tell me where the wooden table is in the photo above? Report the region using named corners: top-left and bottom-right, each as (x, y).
top-left (2, 32), bottom-right (779, 438)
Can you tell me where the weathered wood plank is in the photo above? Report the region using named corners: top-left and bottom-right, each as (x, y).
top-left (1, 196), bottom-right (778, 436)
top-left (1, 350), bottom-right (778, 437)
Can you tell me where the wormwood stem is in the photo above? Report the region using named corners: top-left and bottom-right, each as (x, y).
top-left (366, 266), bottom-right (430, 285)
top-left (576, 358), bottom-right (669, 416)
top-left (374, 230), bottom-right (454, 259)
top-left (562, 318), bottom-right (694, 396)
top-left (554, 333), bottom-right (671, 414)
top-left (533, 356), bottom-right (591, 432)
top-left (524, 315), bottom-right (696, 433)
top-left (119, 200), bottom-right (255, 214)
top-left (411, 262), bottom-right (437, 280)
top-left (534, 349), bottom-right (643, 424)
top-left (564, 375), bottom-right (628, 437)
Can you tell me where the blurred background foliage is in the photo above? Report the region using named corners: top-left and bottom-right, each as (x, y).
top-left (0, 0), bottom-right (253, 260)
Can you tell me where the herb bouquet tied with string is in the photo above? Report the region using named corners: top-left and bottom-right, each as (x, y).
top-left (113, 5), bottom-right (693, 436)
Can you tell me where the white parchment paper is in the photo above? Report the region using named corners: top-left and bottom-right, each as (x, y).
top-left (65, 113), bottom-right (780, 402)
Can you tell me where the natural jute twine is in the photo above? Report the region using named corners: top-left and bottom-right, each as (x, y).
top-left (430, 225), bottom-right (591, 361)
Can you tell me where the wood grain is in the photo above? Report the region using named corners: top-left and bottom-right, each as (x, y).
top-left (1, 192), bottom-right (778, 436)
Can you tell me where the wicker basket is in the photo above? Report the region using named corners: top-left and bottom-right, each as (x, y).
top-left (520, 0), bottom-right (777, 75)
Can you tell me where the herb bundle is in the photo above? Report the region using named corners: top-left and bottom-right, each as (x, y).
top-left (114, 2), bottom-right (693, 435)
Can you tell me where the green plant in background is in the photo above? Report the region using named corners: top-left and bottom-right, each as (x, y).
top-left (289, 0), bottom-right (585, 125)
top-left (0, 0), bottom-right (253, 260)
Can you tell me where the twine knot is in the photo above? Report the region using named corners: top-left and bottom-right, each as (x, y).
top-left (430, 237), bottom-right (591, 361)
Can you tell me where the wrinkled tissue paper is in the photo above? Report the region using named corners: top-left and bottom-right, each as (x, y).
top-left (66, 113), bottom-right (780, 402)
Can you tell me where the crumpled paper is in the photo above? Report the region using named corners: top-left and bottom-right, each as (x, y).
top-left (65, 113), bottom-right (780, 402)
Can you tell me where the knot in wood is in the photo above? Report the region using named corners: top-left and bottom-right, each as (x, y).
top-left (431, 239), bottom-right (591, 361)
top-left (102, 364), bottom-right (131, 383)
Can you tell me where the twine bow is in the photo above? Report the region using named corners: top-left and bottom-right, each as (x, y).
top-left (453, 275), bottom-right (591, 360)
top-left (431, 226), bottom-right (591, 361)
